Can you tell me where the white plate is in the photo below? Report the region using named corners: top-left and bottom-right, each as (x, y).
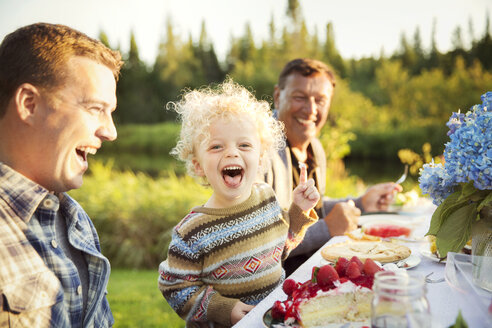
top-left (399, 253), bottom-right (421, 269)
top-left (358, 214), bottom-right (417, 227)
top-left (321, 252), bottom-right (420, 270)
top-left (419, 244), bottom-right (446, 263)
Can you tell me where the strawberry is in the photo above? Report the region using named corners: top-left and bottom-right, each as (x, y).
top-left (334, 257), bottom-right (350, 277)
top-left (346, 261), bottom-right (362, 279)
top-left (271, 300), bottom-right (286, 320)
top-left (350, 256), bottom-right (364, 270)
top-left (317, 264), bottom-right (339, 287)
top-left (363, 258), bottom-right (382, 277)
top-left (351, 275), bottom-right (374, 289)
top-left (282, 278), bottom-right (298, 296)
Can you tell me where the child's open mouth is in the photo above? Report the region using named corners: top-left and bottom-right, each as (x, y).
top-left (222, 165), bottom-right (244, 188)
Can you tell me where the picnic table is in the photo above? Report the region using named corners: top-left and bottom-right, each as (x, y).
top-left (234, 204), bottom-right (492, 328)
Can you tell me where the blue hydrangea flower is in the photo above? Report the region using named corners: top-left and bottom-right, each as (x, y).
top-left (419, 162), bottom-right (456, 205)
top-left (420, 92), bottom-right (492, 205)
top-left (446, 111), bottom-right (465, 136)
top-left (481, 91), bottom-right (492, 110)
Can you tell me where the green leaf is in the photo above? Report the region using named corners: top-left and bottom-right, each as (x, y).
top-left (447, 311), bottom-right (468, 328)
top-left (427, 189), bottom-right (467, 236)
top-left (435, 202), bottom-right (477, 257)
top-left (311, 266), bottom-right (319, 283)
top-left (458, 182), bottom-right (477, 202)
top-left (477, 192), bottom-right (492, 211)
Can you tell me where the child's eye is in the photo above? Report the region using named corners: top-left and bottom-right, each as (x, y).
top-left (239, 143), bottom-right (252, 148)
top-left (209, 145), bottom-right (222, 150)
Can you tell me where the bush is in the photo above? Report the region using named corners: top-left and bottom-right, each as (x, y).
top-left (97, 123), bottom-right (185, 176)
top-left (69, 161), bottom-right (211, 269)
top-left (349, 122), bottom-right (448, 160)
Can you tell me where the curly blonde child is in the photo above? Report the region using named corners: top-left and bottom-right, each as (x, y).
top-left (168, 79), bottom-right (285, 178)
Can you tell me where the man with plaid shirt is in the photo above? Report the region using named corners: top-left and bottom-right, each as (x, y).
top-left (0, 23), bottom-right (123, 327)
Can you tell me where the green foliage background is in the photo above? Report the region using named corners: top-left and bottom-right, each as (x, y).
top-left (101, 2), bottom-right (492, 161)
top-left (73, 0), bottom-right (492, 271)
top-left (73, 2), bottom-right (492, 326)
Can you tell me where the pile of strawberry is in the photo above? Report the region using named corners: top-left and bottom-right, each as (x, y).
top-left (271, 256), bottom-right (382, 322)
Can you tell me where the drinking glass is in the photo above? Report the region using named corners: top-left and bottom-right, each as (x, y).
top-left (371, 271), bottom-right (431, 328)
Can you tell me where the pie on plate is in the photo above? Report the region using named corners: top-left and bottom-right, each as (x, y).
top-left (321, 241), bottom-right (411, 263)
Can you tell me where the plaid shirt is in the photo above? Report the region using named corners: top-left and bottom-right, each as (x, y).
top-left (0, 163), bottom-right (114, 327)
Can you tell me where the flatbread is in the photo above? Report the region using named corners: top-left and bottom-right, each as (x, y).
top-left (321, 241), bottom-right (411, 263)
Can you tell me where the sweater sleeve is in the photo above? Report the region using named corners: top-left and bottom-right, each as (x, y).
top-left (282, 203), bottom-right (318, 259)
top-left (158, 228), bottom-right (238, 327)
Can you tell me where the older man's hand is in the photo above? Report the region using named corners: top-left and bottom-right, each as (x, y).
top-left (323, 200), bottom-right (360, 236)
top-left (361, 182), bottom-right (403, 212)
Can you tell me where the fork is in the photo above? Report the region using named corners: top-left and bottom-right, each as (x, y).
top-left (425, 272), bottom-right (444, 283)
top-left (395, 164), bottom-right (409, 185)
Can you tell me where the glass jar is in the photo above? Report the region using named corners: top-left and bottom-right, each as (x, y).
top-left (371, 271), bottom-right (431, 328)
top-left (471, 206), bottom-right (492, 292)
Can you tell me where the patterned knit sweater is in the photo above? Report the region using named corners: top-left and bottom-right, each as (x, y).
top-left (158, 183), bottom-right (317, 327)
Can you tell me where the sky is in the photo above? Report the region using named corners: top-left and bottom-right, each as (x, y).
top-left (0, 0), bottom-right (490, 65)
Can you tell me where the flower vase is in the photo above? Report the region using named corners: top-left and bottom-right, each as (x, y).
top-left (471, 206), bottom-right (492, 292)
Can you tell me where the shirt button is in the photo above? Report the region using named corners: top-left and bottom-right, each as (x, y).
top-left (51, 239), bottom-right (58, 248)
top-left (77, 285), bottom-right (83, 295)
top-left (43, 199), bottom-right (54, 208)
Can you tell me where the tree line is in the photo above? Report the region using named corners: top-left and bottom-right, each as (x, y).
top-left (98, 1), bottom-right (492, 159)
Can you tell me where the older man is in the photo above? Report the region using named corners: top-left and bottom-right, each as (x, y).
top-left (265, 58), bottom-right (401, 274)
top-left (0, 23), bottom-right (122, 327)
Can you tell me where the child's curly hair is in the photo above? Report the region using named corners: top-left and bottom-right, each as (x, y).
top-left (168, 79), bottom-right (285, 178)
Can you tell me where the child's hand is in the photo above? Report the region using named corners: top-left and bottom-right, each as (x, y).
top-left (293, 162), bottom-right (320, 212)
top-left (231, 301), bottom-right (255, 325)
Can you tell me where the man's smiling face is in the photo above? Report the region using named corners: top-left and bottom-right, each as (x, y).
top-left (275, 72), bottom-right (334, 151)
top-left (29, 56), bottom-right (117, 192)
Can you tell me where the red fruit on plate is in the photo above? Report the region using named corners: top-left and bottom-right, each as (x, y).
top-left (282, 279), bottom-right (298, 296)
top-left (317, 264), bottom-right (339, 287)
top-left (335, 257), bottom-right (350, 277)
top-left (346, 261), bottom-right (362, 279)
top-left (363, 258), bottom-right (382, 277)
top-left (351, 274), bottom-right (374, 289)
top-left (350, 256), bottom-right (364, 270)
top-left (339, 277), bottom-right (349, 284)
top-left (271, 300), bottom-right (286, 320)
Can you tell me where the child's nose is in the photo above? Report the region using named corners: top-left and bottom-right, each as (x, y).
top-left (225, 147), bottom-right (240, 157)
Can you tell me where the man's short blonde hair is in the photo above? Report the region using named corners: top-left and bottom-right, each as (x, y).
top-left (0, 23), bottom-right (123, 117)
top-left (169, 79), bottom-right (285, 177)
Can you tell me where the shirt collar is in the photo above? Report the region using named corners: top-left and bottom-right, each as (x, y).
top-left (0, 162), bottom-right (51, 223)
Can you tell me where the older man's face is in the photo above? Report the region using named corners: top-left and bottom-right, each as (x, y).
top-left (274, 72), bottom-right (334, 150)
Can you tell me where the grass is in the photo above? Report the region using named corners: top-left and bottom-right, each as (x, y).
top-left (107, 269), bottom-right (185, 328)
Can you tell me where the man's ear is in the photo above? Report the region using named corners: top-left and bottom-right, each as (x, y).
top-left (192, 158), bottom-right (205, 177)
top-left (273, 85), bottom-right (280, 109)
top-left (14, 83), bottom-right (41, 124)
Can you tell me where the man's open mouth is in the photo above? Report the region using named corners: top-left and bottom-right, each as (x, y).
top-left (222, 165), bottom-right (244, 187)
top-left (296, 117), bottom-right (316, 127)
top-left (76, 146), bottom-right (97, 162)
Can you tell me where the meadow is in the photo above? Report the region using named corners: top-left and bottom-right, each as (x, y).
top-left (107, 269), bottom-right (184, 327)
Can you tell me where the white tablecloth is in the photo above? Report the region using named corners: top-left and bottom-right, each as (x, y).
top-left (234, 210), bottom-right (490, 328)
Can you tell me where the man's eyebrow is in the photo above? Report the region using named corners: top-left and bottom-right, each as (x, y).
top-left (79, 99), bottom-right (112, 107)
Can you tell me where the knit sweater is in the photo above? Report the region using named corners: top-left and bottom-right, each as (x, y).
top-left (158, 183), bottom-right (317, 327)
